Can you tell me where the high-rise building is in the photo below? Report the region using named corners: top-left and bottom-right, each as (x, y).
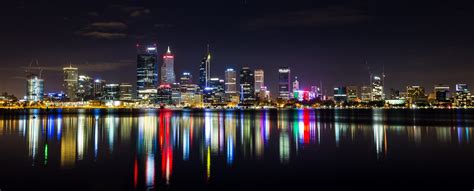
top-left (346, 86), bottom-right (359, 102)
top-left (199, 45), bottom-right (211, 90)
top-left (333, 87), bottom-right (347, 103)
top-left (119, 83), bottom-right (133, 100)
top-left (77, 75), bottom-right (93, 101)
top-left (278, 67), bottom-right (291, 100)
top-left (63, 65), bottom-right (78, 101)
top-left (26, 76), bottom-right (44, 101)
top-left (371, 75), bottom-right (384, 101)
top-left (311, 86), bottom-right (322, 100)
top-left (203, 78), bottom-right (225, 103)
top-left (225, 69), bottom-right (237, 94)
top-left (93, 79), bottom-right (106, 100)
top-left (171, 83), bottom-right (181, 104)
top-left (454, 84), bottom-right (471, 107)
top-left (137, 45), bottom-right (159, 101)
top-left (180, 72), bottom-right (193, 93)
top-left (104, 84), bottom-right (120, 100)
top-left (239, 67), bottom-right (255, 103)
top-left (434, 84), bottom-right (450, 103)
top-left (160, 46), bottom-right (176, 85)
top-left (254, 69), bottom-right (264, 93)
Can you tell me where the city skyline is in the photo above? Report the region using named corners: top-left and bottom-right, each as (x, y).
top-left (1, 0), bottom-right (474, 97)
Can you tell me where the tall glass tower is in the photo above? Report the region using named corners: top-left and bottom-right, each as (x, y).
top-left (239, 67), bottom-right (255, 103)
top-left (160, 46), bottom-right (176, 85)
top-left (278, 67), bottom-right (291, 100)
top-left (137, 44), bottom-right (159, 100)
top-left (199, 45), bottom-right (211, 91)
top-left (63, 65), bottom-right (78, 101)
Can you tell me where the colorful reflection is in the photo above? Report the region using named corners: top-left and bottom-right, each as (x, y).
top-left (1, 109), bottom-right (474, 189)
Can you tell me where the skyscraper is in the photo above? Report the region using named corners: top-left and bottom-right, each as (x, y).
top-left (93, 79), bottom-right (106, 100)
top-left (254, 69), bottom-right (264, 92)
top-left (225, 69), bottom-right (237, 94)
top-left (77, 75), bottom-right (93, 101)
top-left (26, 76), bottom-right (44, 101)
top-left (239, 67), bottom-right (255, 103)
top-left (160, 46), bottom-right (176, 85)
top-left (180, 72), bottom-right (193, 93)
top-left (63, 65), bottom-right (78, 101)
top-left (137, 45), bottom-right (159, 101)
top-left (199, 45), bottom-right (211, 90)
top-left (278, 67), bottom-right (291, 100)
top-left (292, 76), bottom-right (299, 92)
top-left (104, 83), bottom-right (120, 100)
top-left (371, 75), bottom-right (384, 101)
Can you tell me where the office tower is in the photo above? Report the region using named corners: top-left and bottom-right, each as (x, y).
top-left (119, 83), bottom-right (133, 100)
top-left (361, 86), bottom-right (371, 102)
top-left (454, 84), bottom-right (471, 107)
top-left (278, 67), bottom-right (291, 100)
top-left (434, 84), bottom-right (450, 102)
top-left (199, 45), bottom-right (211, 90)
top-left (371, 75), bottom-right (384, 101)
top-left (333, 87), bottom-right (347, 103)
top-left (77, 75), bottom-right (93, 101)
top-left (407, 86), bottom-right (426, 105)
top-left (204, 78), bottom-right (225, 103)
top-left (257, 86), bottom-right (271, 102)
top-left (346, 86), bottom-right (359, 102)
top-left (104, 84), bottom-right (120, 100)
top-left (239, 67), bottom-right (255, 103)
top-left (160, 46), bottom-right (176, 85)
top-left (225, 69), bottom-right (237, 94)
top-left (63, 65), bottom-right (78, 101)
top-left (93, 79), bottom-right (106, 100)
top-left (254, 69), bottom-right (264, 92)
top-left (137, 45), bottom-right (159, 100)
top-left (26, 76), bottom-right (44, 101)
top-left (292, 76), bottom-right (299, 93)
top-left (180, 72), bottom-right (193, 93)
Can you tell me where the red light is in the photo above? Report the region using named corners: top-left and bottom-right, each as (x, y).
top-left (163, 55), bottom-right (174, 59)
top-left (136, 43), bottom-right (140, 47)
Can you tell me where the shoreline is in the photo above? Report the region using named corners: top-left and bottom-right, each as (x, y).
top-left (0, 107), bottom-right (473, 115)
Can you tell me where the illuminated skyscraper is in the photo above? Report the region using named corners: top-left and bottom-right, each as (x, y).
top-left (333, 87), bottom-right (347, 103)
top-left (239, 67), bottom-right (255, 103)
top-left (371, 75), bottom-right (384, 101)
top-left (137, 45), bottom-right (159, 101)
top-left (199, 45), bottom-right (211, 90)
top-left (278, 67), bottom-right (291, 100)
top-left (63, 65), bottom-right (78, 101)
top-left (254, 69), bottom-right (264, 92)
top-left (93, 79), bottom-right (106, 100)
top-left (77, 75), bottom-right (93, 101)
top-left (180, 72), bottom-right (193, 93)
top-left (160, 46), bottom-right (176, 85)
top-left (26, 76), bottom-right (44, 101)
top-left (225, 69), bottom-right (237, 94)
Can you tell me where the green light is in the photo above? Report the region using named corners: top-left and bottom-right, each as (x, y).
top-left (44, 144), bottom-right (48, 165)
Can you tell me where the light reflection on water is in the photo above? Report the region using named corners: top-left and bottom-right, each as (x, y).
top-left (1, 109), bottom-right (474, 190)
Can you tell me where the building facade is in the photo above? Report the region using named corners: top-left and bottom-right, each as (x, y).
top-left (278, 67), bottom-right (291, 100)
top-left (137, 45), bottom-right (159, 101)
top-left (160, 46), bottom-right (176, 85)
top-left (239, 67), bottom-right (255, 103)
top-left (63, 65), bottom-right (78, 101)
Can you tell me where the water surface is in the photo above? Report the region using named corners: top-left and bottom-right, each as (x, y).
top-left (1, 109), bottom-right (474, 190)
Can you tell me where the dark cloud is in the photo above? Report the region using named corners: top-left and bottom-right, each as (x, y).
top-left (77, 31), bottom-right (127, 39)
top-left (90, 22), bottom-right (128, 30)
top-left (246, 6), bottom-right (369, 30)
top-left (107, 4), bottom-right (151, 18)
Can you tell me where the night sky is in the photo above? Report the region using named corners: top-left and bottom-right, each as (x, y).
top-left (0, 0), bottom-right (473, 97)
